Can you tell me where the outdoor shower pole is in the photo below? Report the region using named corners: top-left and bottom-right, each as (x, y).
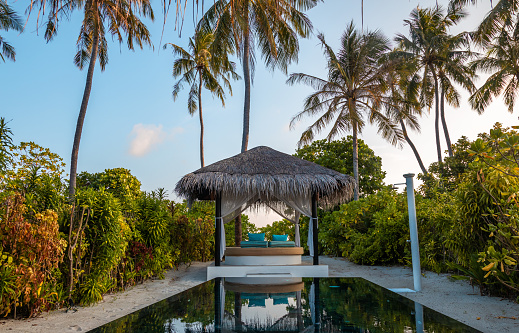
top-left (215, 192), bottom-right (221, 266)
top-left (404, 173), bottom-right (421, 292)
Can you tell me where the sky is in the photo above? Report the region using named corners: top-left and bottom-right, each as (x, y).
top-left (2, 0), bottom-right (518, 227)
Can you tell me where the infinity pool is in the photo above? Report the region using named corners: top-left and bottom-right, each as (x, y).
top-left (88, 277), bottom-right (480, 332)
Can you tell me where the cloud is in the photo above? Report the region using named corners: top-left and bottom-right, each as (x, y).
top-left (128, 124), bottom-right (183, 157)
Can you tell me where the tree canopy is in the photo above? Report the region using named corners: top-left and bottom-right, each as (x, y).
top-left (294, 137), bottom-right (386, 197)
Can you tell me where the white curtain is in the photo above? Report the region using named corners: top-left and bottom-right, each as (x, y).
top-left (307, 218), bottom-right (318, 257)
top-left (294, 212), bottom-right (301, 247)
top-left (215, 217), bottom-right (226, 261)
top-left (216, 192), bottom-right (259, 260)
top-left (280, 192), bottom-right (318, 257)
top-left (213, 191), bottom-right (317, 258)
top-left (221, 193), bottom-right (259, 223)
top-left (264, 201), bottom-right (302, 246)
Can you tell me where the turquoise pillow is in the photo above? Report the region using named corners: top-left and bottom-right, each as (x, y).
top-left (272, 234), bottom-right (288, 241)
top-left (248, 233), bottom-right (265, 241)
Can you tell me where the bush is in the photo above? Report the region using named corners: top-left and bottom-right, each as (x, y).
top-left (74, 188), bottom-right (130, 305)
top-left (170, 201), bottom-right (216, 263)
top-left (0, 194), bottom-right (65, 317)
top-left (133, 192), bottom-right (176, 279)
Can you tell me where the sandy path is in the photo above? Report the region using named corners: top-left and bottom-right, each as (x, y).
top-left (1, 257), bottom-right (519, 332)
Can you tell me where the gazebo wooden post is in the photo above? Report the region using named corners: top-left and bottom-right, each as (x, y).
top-left (312, 192), bottom-right (319, 265)
top-left (215, 192), bottom-right (222, 266)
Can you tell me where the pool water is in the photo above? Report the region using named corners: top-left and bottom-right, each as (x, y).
top-left (88, 277), bottom-right (481, 332)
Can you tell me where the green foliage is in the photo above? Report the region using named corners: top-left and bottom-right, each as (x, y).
top-left (74, 188), bottom-right (131, 305)
top-left (77, 168), bottom-right (141, 212)
top-left (170, 200), bottom-right (216, 263)
top-left (319, 187), bottom-right (456, 272)
top-left (420, 136), bottom-right (475, 194)
top-left (259, 219), bottom-right (294, 241)
top-left (0, 117), bottom-right (14, 171)
top-left (133, 192), bottom-right (176, 278)
top-left (0, 133), bottom-right (238, 316)
top-left (319, 189), bottom-right (409, 265)
top-left (294, 137), bottom-right (386, 196)
top-left (1, 142), bottom-right (68, 218)
top-left (462, 124), bottom-right (519, 297)
top-left (0, 194), bottom-right (65, 317)
top-left (225, 214), bottom-right (257, 245)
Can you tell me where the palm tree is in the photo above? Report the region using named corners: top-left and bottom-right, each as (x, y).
top-left (199, 0), bottom-right (317, 153)
top-left (437, 37), bottom-right (476, 157)
top-left (199, 0), bottom-right (316, 245)
top-left (450, 0), bottom-right (519, 44)
top-left (384, 60), bottom-right (428, 175)
top-left (165, 30), bottom-right (239, 167)
top-left (33, 0), bottom-right (154, 199)
top-left (288, 23), bottom-right (402, 201)
top-left (395, 4), bottom-right (471, 162)
top-left (469, 25), bottom-right (519, 113)
top-left (0, 0), bottom-right (22, 62)
top-left (0, 117), bottom-right (14, 171)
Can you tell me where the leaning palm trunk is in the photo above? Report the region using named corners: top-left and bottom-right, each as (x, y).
top-left (198, 76), bottom-right (205, 167)
top-left (236, 2), bottom-right (251, 246)
top-left (440, 87), bottom-right (453, 157)
top-left (432, 70), bottom-right (442, 165)
top-left (241, 5), bottom-right (251, 154)
top-left (400, 119), bottom-right (427, 175)
top-left (352, 124), bottom-right (359, 201)
top-left (69, 33), bottom-right (99, 200)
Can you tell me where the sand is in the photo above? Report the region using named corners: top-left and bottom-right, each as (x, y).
top-left (1, 256), bottom-right (519, 332)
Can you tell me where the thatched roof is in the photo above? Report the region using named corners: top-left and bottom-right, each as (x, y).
top-left (175, 146), bottom-right (356, 208)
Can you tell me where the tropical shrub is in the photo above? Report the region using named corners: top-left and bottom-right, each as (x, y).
top-left (467, 124), bottom-right (519, 297)
top-left (74, 188), bottom-right (131, 305)
top-left (77, 168), bottom-right (141, 213)
top-left (318, 187), bottom-right (457, 271)
top-left (133, 192), bottom-right (176, 279)
top-left (319, 189), bottom-right (409, 265)
top-left (170, 201), bottom-right (216, 263)
top-left (0, 194), bottom-right (65, 317)
top-left (0, 142), bottom-right (68, 220)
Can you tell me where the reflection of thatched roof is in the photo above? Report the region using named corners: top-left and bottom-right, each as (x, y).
top-left (175, 146), bottom-right (356, 207)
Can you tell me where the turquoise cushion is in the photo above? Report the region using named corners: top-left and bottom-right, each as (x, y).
top-left (272, 234), bottom-right (288, 241)
top-left (248, 232), bottom-right (265, 241)
top-left (269, 241), bottom-right (296, 248)
top-left (240, 241), bottom-right (268, 248)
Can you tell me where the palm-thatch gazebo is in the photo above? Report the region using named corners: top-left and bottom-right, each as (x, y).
top-left (175, 146), bottom-right (356, 272)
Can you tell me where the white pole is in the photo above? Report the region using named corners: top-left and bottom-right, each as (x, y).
top-left (404, 173), bottom-right (422, 292)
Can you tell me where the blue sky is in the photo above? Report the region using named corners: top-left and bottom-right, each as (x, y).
top-left (2, 0), bottom-right (518, 224)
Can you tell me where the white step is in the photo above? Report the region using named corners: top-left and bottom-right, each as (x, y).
top-left (206, 263), bottom-right (328, 280)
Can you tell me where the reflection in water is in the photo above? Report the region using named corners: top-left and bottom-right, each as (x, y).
top-left (88, 278), bottom-right (482, 333)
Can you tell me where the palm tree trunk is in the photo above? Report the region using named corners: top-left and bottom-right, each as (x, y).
top-left (352, 123), bottom-right (359, 201)
top-left (440, 87), bottom-right (453, 157)
top-left (236, 1), bottom-right (251, 247)
top-left (432, 69), bottom-right (442, 165)
top-left (400, 119), bottom-right (428, 175)
top-left (198, 76), bottom-right (205, 167)
top-left (234, 215), bottom-right (242, 247)
top-left (69, 33), bottom-right (99, 200)
top-left (241, 2), bottom-right (251, 154)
